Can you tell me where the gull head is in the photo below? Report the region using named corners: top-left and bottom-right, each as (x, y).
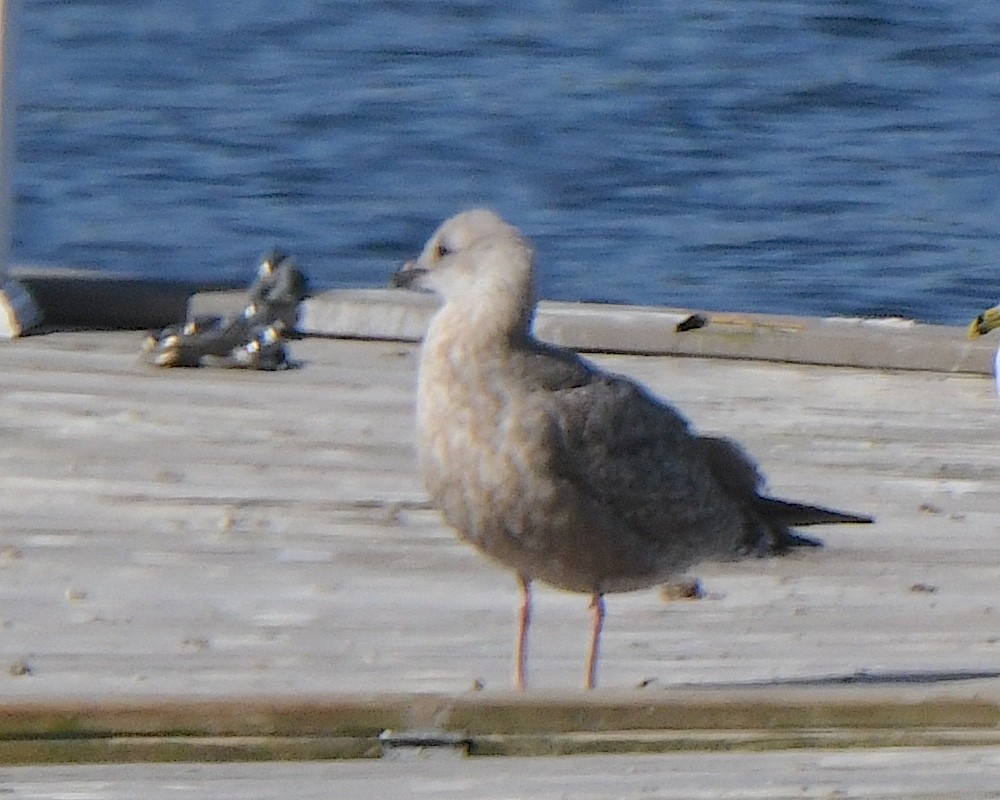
top-left (393, 209), bottom-right (537, 313)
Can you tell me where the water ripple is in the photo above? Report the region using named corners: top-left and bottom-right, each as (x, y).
top-left (12, 0), bottom-right (1000, 324)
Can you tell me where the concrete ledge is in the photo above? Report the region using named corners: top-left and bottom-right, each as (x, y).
top-left (2, 686), bottom-right (1000, 764)
top-left (299, 289), bottom-right (996, 375)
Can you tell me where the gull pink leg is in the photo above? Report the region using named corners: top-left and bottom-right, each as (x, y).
top-left (515, 575), bottom-right (531, 690)
top-left (585, 593), bottom-right (605, 689)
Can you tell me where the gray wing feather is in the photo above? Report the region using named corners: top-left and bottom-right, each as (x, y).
top-left (532, 357), bottom-right (742, 550)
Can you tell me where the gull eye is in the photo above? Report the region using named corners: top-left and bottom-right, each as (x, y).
top-left (435, 242), bottom-right (451, 259)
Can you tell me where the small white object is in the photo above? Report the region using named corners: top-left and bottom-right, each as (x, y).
top-left (994, 345), bottom-right (1000, 398)
top-left (0, 277), bottom-right (40, 338)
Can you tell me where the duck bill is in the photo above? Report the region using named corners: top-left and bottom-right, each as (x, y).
top-left (969, 306), bottom-right (1000, 339)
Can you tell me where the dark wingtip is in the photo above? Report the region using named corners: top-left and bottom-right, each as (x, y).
top-left (757, 497), bottom-right (874, 527)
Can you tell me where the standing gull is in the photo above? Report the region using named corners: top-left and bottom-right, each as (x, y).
top-left (393, 209), bottom-right (873, 690)
top-left (969, 304), bottom-right (1000, 397)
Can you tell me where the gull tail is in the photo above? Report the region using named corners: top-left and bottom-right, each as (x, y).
top-left (757, 497), bottom-right (874, 528)
top-left (753, 498), bottom-right (873, 554)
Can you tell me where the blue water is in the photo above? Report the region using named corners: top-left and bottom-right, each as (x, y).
top-left (12, 0), bottom-right (1000, 324)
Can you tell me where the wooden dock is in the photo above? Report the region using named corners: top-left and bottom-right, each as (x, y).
top-left (1, 289), bottom-right (1000, 796)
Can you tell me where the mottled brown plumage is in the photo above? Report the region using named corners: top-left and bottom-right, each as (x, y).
top-left (394, 209), bottom-right (872, 689)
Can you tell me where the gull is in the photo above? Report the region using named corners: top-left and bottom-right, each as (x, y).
top-left (393, 209), bottom-right (872, 690)
top-left (969, 304), bottom-right (1000, 397)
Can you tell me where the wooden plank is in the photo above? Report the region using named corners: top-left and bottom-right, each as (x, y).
top-left (299, 288), bottom-right (997, 374)
top-left (3, 747), bottom-right (1000, 799)
top-left (1, 687), bottom-right (1000, 763)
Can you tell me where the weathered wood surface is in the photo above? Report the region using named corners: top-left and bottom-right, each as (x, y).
top-left (4, 745), bottom-right (1000, 799)
top-left (299, 288), bottom-right (998, 375)
top-left (1, 316), bottom-right (1000, 792)
top-left (2, 325), bottom-right (999, 696)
